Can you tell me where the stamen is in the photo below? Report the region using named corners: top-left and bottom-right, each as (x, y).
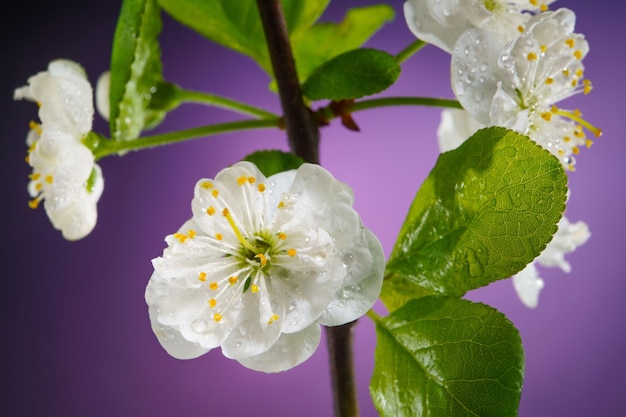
top-left (198, 272), bottom-right (207, 282)
top-left (586, 139), bottom-right (594, 148)
top-left (255, 253), bottom-right (268, 266)
top-left (30, 173), bottom-right (41, 180)
top-left (200, 181), bottom-right (213, 190)
top-left (28, 121), bottom-right (42, 135)
top-left (539, 3), bottom-right (547, 11)
top-left (251, 284), bottom-right (259, 293)
top-left (228, 276), bottom-right (238, 285)
top-left (208, 298), bottom-right (217, 308)
top-left (257, 184), bottom-right (266, 193)
top-left (278, 233), bottom-right (287, 240)
top-left (287, 249), bottom-right (297, 257)
top-left (215, 233), bottom-right (223, 241)
top-left (541, 112), bottom-right (552, 121)
top-left (174, 233), bottom-right (189, 243)
top-left (211, 189), bottom-right (219, 198)
top-left (573, 50), bottom-right (583, 60)
top-left (213, 313), bottom-right (223, 322)
top-left (540, 45), bottom-right (547, 53)
top-left (517, 25), bottom-right (525, 33)
top-left (565, 38), bottom-right (575, 48)
top-left (527, 52), bottom-right (538, 61)
top-left (554, 109), bottom-right (602, 137)
top-left (206, 206), bottom-right (216, 216)
top-left (187, 229), bottom-right (196, 239)
top-left (35, 183), bottom-right (43, 191)
top-left (278, 201), bottom-right (285, 209)
top-left (28, 197), bottom-right (41, 209)
top-left (237, 176), bottom-right (247, 186)
top-left (247, 177), bottom-right (256, 184)
top-left (223, 208), bottom-right (257, 253)
top-left (545, 77), bottom-right (554, 85)
top-left (267, 314), bottom-right (280, 325)
top-left (210, 282), bottom-right (219, 291)
top-left (572, 146), bottom-right (580, 155)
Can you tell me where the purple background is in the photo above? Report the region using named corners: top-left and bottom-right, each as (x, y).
top-left (2, 1), bottom-right (624, 416)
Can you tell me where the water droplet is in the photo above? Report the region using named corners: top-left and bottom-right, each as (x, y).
top-left (342, 253), bottom-right (354, 266)
top-left (191, 318), bottom-right (209, 333)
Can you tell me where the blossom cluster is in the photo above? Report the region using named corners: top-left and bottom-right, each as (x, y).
top-left (15, 60), bottom-right (103, 240)
top-left (405, 0), bottom-right (594, 306)
top-left (145, 162), bottom-right (384, 372)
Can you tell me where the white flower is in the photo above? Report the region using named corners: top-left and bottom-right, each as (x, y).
top-left (95, 70), bottom-right (111, 121)
top-left (145, 161), bottom-right (385, 373)
top-left (451, 8), bottom-right (601, 170)
top-left (512, 216), bottom-right (590, 308)
top-left (15, 59), bottom-right (104, 240)
top-left (437, 108), bottom-right (484, 152)
top-left (404, 0), bottom-right (555, 53)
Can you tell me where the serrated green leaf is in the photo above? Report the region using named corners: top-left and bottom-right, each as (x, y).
top-left (292, 4), bottom-right (395, 85)
top-left (157, 0), bottom-right (330, 75)
top-left (110, 0), bottom-right (165, 141)
top-left (371, 297), bottom-right (524, 417)
top-left (385, 127), bottom-right (567, 300)
top-left (301, 48), bottom-right (400, 101)
top-left (242, 150), bottom-right (305, 177)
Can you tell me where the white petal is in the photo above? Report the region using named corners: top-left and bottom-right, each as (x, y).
top-left (147, 305), bottom-right (210, 360)
top-left (318, 228), bottom-right (385, 326)
top-left (451, 28), bottom-right (502, 124)
top-left (512, 262), bottom-right (544, 308)
top-left (237, 323), bottom-right (321, 373)
top-left (436, 108), bottom-right (484, 152)
top-left (537, 217), bottom-right (590, 272)
top-left (95, 71), bottom-right (111, 121)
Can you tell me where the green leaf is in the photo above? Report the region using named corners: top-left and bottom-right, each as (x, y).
top-left (292, 4), bottom-right (395, 85)
top-left (385, 127), bottom-right (567, 300)
top-left (242, 150), bottom-right (305, 177)
top-left (157, 0), bottom-right (330, 75)
top-left (301, 48), bottom-right (400, 101)
top-left (110, 0), bottom-right (165, 141)
top-left (371, 297), bottom-right (524, 417)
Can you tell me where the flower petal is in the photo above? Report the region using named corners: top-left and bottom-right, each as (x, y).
top-left (512, 262), bottom-right (544, 309)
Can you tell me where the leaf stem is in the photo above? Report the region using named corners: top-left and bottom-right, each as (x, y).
top-left (395, 39), bottom-right (427, 64)
top-left (175, 87), bottom-right (279, 119)
top-left (326, 321), bottom-right (360, 417)
top-left (350, 96), bottom-right (462, 113)
top-left (91, 118), bottom-right (281, 159)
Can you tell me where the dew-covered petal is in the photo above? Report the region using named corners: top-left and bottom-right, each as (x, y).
top-left (318, 229), bottom-right (385, 326)
top-left (237, 323), bottom-right (321, 373)
top-left (148, 305), bottom-right (210, 360)
top-left (220, 289), bottom-right (285, 360)
top-left (451, 28), bottom-right (502, 124)
top-left (536, 217), bottom-right (590, 272)
top-left (512, 262), bottom-right (544, 309)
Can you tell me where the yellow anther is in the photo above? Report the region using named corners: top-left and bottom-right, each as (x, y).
top-left (571, 79), bottom-right (578, 87)
top-left (558, 149), bottom-right (565, 156)
top-left (228, 276), bottom-right (238, 285)
top-left (545, 77), bottom-right (554, 85)
top-left (576, 69), bottom-right (584, 78)
top-left (572, 146), bottom-right (580, 155)
top-left (208, 298), bottom-right (217, 308)
top-left (248, 177), bottom-right (256, 184)
top-left (527, 52), bottom-right (538, 61)
top-left (213, 313), bottom-right (223, 322)
top-left (215, 233), bottom-right (223, 241)
top-left (573, 50), bottom-right (583, 60)
top-left (541, 112), bottom-right (552, 121)
top-left (255, 253), bottom-right (268, 266)
top-left (209, 282), bottom-right (219, 290)
top-left (35, 183), bottom-right (43, 191)
top-left (574, 109), bottom-right (583, 117)
top-left (586, 139), bottom-right (594, 148)
top-left (568, 164), bottom-right (575, 171)
top-left (583, 83), bottom-right (593, 95)
top-left (563, 136), bottom-right (571, 142)
top-left (187, 229), bottom-right (196, 239)
top-left (198, 272), bottom-right (207, 282)
top-left (555, 108), bottom-right (602, 137)
top-left (540, 45), bottom-right (547, 53)
top-left (28, 197), bottom-right (41, 209)
top-left (278, 232), bottom-right (287, 240)
top-left (206, 206), bottom-right (216, 216)
top-left (287, 249), bottom-right (297, 257)
top-left (174, 233), bottom-right (188, 243)
top-left (517, 25), bottom-right (525, 33)
top-left (200, 181), bottom-right (213, 190)
top-left (237, 176), bottom-right (247, 186)
top-left (30, 173), bottom-right (41, 181)
top-left (267, 314), bottom-right (280, 325)
top-left (211, 189), bottom-right (219, 198)
top-left (551, 105), bottom-right (558, 113)
top-left (251, 284), bottom-right (259, 293)
top-left (28, 120), bottom-right (42, 135)
top-left (530, 0), bottom-right (537, 5)
top-left (257, 183), bottom-right (266, 193)
top-left (45, 175), bottom-right (53, 184)
top-left (539, 4), bottom-right (547, 11)
top-left (562, 69), bottom-right (570, 77)
top-left (565, 38), bottom-right (575, 48)
top-left (278, 201), bottom-right (285, 209)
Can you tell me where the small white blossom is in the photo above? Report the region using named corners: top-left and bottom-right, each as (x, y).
top-left (451, 8), bottom-right (601, 170)
top-left (145, 162), bottom-right (385, 373)
top-left (15, 59), bottom-right (104, 240)
top-left (95, 70), bottom-right (111, 121)
top-left (512, 217), bottom-right (590, 308)
top-left (404, 0), bottom-right (555, 53)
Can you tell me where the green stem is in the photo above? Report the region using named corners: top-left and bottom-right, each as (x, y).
top-left (91, 118), bottom-right (281, 159)
top-left (175, 88), bottom-right (279, 119)
top-left (395, 39), bottom-right (427, 64)
top-left (366, 309), bottom-right (383, 324)
top-left (351, 96), bottom-right (462, 113)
